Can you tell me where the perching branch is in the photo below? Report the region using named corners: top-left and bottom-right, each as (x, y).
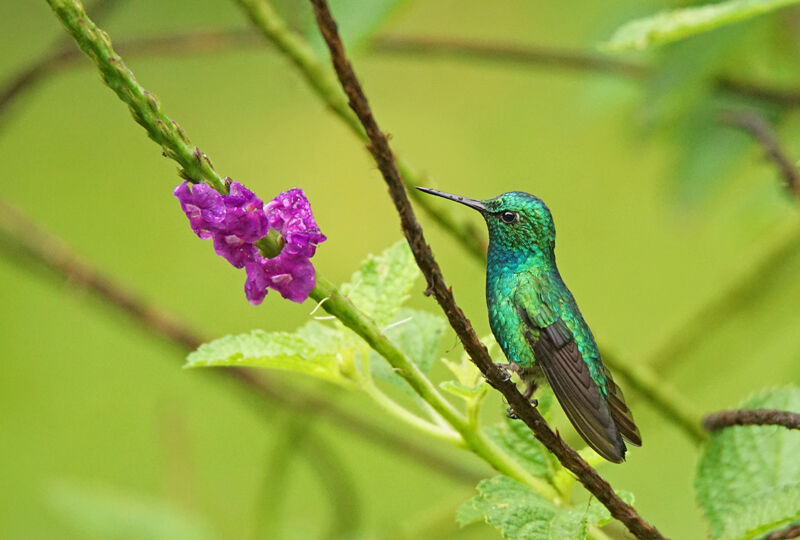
top-left (0, 197), bottom-right (481, 485)
top-left (719, 109), bottom-right (800, 198)
top-left (307, 1), bottom-right (665, 538)
top-left (703, 409), bottom-right (800, 431)
top-left (762, 524), bottom-right (800, 540)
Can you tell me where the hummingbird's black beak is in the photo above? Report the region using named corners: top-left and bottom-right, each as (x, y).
top-left (415, 187), bottom-right (486, 212)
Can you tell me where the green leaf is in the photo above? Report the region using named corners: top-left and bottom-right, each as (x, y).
top-left (440, 380), bottom-right (487, 400)
top-left (485, 407), bottom-right (559, 483)
top-left (442, 334), bottom-right (496, 389)
top-left (47, 481), bottom-right (212, 540)
top-left (340, 240), bottom-right (421, 327)
top-left (370, 308), bottom-right (446, 393)
top-left (186, 322), bottom-right (356, 386)
top-left (602, 0), bottom-right (800, 52)
top-left (458, 476), bottom-right (616, 539)
top-left (695, 386), bottom-right (800, 539)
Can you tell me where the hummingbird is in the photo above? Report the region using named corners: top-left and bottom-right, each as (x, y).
top-left (417, 187), bottom-right (641, 463)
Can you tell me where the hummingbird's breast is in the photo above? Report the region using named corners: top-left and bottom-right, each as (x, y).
top-left (485, 260), bottom-right (538, 370)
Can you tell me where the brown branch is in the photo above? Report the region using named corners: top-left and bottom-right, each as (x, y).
top-left (763, 524), bottom-right (800, 540)
top-left (307, 1), bottom-right (665, 538)
top-left (703, 409), bottom-right (800, 432)
top-left (719, 109), bottom-right (800, 198)
top-left (5, 28), bottom-right (800, 131)
top-left (374, 35), bottom-right (646, 78)
top-left (0, 198), bottom-right (481, 485)
top-left (372, 35), bottom-right (800, 109)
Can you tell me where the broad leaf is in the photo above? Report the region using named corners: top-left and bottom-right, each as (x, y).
top-left (370, 308), bottom-right (446, 393)
top-left (47, 481), bottom-right (212, 540)
top-left (340, 240), bottom-right (421, 327)
top-left (602, 0), bottom-right (800, 51)
top-left (458, 476), bottom-right (624, 539)
top-left (696, 386), bottom-right (800, 539)
top-left (485, 402), bottom-right (559, 483)
top-left (186, 322), bottom-right (356, 386)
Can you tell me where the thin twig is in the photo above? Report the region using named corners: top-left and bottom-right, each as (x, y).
top-left (307, 1), bottom-right (666, 538)
top-left (703, 409), bottom-right (800, 431)
top-left (372, 35), bottom-right (800, 109)
top-left (719, 109), bottom-right (800, 198)
top-left (374, 35), bottom-right (646, 78)
top-left (0, 198), bottom-right (482, 485)
top-left (762, 524), bottom-right (800, 540)
top-left (650, 225), bottom-right (800, 373)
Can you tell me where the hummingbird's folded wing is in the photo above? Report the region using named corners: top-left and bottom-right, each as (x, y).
top-left (514, 288), bottom-right (628, 462)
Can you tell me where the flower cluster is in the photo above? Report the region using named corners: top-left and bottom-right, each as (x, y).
top-left (175, 181), bottom-right (326, 305)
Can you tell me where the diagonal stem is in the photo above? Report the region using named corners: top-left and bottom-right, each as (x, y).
top-left (306, 0), bottom-right (665, 538)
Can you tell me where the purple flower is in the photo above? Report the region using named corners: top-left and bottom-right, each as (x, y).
top-left (223, 182), bottom-right (269, 243)
top-left (174, 182), bottom-right (225, 239)
top-left (262, 254), bottom-right (316, 303)
top-left (175, 181), bottom-right (325, 305)
top-left (265, 188), bottom-right (327, 258)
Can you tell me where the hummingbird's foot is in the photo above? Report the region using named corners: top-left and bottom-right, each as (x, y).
top-left (494, 362), bottom-right (520, 382)
top-left (506, 406), bottom-right (518, 419)
top-left (522, 381), bottom-right (537, 401)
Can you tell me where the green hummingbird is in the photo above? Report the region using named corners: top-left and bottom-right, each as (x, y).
top-left (417, 187), bottom-right (641, 462)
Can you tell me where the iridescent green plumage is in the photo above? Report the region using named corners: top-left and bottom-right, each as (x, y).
top-left (417, 188), bottom-right (641, 463)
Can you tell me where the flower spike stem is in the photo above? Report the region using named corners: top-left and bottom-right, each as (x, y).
top-left (307, 0), bottom-right (666, 538)
top-left (44, 0), bottom-right (226, 193)
top-left (45, 0), bottom-right (558, 503)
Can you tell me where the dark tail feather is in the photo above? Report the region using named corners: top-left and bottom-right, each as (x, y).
top-left (603, 369), bottom-right (642, 447)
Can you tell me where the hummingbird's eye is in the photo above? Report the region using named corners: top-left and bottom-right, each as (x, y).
top-left (500, 211), bottom-right (519, 224)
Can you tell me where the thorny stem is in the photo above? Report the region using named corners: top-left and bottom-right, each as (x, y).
top-left (45, 0), bottom-right (557, 502)
top-left (307, 0), bottom-right (664, 538)
top-left (231, 0), bottom-right (487, 261)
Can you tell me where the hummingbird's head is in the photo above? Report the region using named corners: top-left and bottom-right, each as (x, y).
top-left (415, 188), bottom-right (556, 256)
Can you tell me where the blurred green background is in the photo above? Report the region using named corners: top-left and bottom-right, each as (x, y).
top-left (2, 0), bottom-right (800, 538)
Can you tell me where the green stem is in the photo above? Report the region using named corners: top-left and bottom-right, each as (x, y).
top-left (310, 277), bottom-right (561, 502)
top-left (232, 0), bottom-right (486, 261)
top-left (361, 379), bottom-right (462, 444)
top-left (45, 0), bottom-right (226, 193)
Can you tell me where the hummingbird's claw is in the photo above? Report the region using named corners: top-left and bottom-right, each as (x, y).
top-left (506, 406), bottom-right (519, 419)
top-left (494, 362), bottom-right (520, 382)
top-left (530, 398), bottom-right (539, 408)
